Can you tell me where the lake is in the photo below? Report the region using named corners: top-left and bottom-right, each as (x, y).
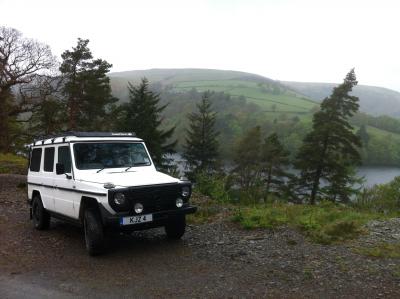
top-left (357, 166), bottom-right (400, 187)
top-left (171, 154), bottom-right (400, 188)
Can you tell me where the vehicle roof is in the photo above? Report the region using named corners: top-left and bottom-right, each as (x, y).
top-left (30, 132), bottom-right (143, 147)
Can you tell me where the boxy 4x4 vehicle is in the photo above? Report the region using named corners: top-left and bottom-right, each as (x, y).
top-left (27, 132), bottom-right (196, 255)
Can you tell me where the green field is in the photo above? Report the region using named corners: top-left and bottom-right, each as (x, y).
top-left (110, 69), bottom-right (319, 116)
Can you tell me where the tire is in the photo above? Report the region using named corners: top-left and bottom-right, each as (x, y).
top-left (165, 215), bottom-right (186, 239)
top-left (84, 209), bottom-right (105, 256)
top-left (32, 195), bottom-right (50, 230)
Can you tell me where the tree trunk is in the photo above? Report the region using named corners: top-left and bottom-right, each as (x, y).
top-left (310, 136), bottom-right (329, 205)
top-left (266, 166), bottom-right (272, 200)
top-left (310, 167), bottom-right (322, 205)
top-left (0, 89), bottom-right (11, 153)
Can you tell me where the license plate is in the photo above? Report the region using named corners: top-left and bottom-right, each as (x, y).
top-left (120, 214), bottom-right (153, 225)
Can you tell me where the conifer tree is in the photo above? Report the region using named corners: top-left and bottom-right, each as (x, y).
top-left (29, 97), bottom-right (64, 135)
top-left (183, 92), bottom-right (219, 177)
top-left (232, 126), bottom-right (262, 191)
top-left (294, 69), bottom-right (361, 204)
top-left (260, 133), bottom-right (290, 198)
top-left (118, 78), bottom-right (176, 168)
top-left (60, 38), bottom-right (117, 130)
top-left (356, 124), bottom-right (369, 147)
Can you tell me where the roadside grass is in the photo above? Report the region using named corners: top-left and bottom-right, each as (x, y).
top-left (231, 202), bottom-right (390, 244)
top-left (354, 243), bottom-right (400, 259)
top-left (187, 192), bottom-right (224, 224)
top-left (0, 153), bottom-right (27, 175)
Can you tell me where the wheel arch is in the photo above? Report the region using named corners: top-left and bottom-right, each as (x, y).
top-left (79, 196), bottom-right (100, 223)
top-left (30, 190), bottom-right (41, 205)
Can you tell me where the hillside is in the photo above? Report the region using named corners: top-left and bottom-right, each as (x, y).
top-left (109, 68), bottom-right (317, 115)
top-left (282, 81), bottom-right (400, 117)
top-left (110, 68), bottom-right (400, 118)
top-left (108, 68), bottom-right (400, 166)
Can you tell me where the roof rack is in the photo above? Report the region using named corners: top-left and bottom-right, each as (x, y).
top-left (33, 132), bottom-right (137, 144)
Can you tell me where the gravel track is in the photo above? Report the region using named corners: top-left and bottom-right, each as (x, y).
top-left (0, 174), bottom-right (400, 298)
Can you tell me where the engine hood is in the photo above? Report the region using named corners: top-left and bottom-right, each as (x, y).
top-left (75, 169), bottom-right (180, 188)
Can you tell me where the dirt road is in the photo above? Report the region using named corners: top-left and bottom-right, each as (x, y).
top-left (1, 174), bottom-right (400, 298)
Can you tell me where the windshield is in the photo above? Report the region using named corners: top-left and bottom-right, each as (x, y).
top-left (73, 143), bottom-right (151, 170)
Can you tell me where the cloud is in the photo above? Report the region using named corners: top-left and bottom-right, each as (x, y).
top-left (1, 0), bottom-right (399, 91)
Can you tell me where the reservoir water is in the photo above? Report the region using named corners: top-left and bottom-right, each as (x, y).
top-left (171, 154), bottom-right (400, 188)
top-left (357, 166), bottom-right (400, 187)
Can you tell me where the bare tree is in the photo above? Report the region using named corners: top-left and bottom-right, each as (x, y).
top-left (0, 26), bottom-right (56, 152)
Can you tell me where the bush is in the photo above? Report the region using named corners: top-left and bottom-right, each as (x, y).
top-left (194, 172), bottom-right (230, 202)
top-left (354, 177), bottom-right (400, 214)
top-left (0, 153), bottom-right (27, 175)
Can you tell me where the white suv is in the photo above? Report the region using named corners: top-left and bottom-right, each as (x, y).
top-left (27, 132), bottom-right (196, 255)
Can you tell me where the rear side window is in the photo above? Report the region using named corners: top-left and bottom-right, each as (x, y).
top-left (44, 147), bottom-right (55, 172)
top-left (58, 146), bottom-right (72, 173)
top-left (30, 148), bottom-right (42, 172)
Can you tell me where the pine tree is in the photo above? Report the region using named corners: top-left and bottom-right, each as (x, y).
top-left (294, 69), bottom-right (362, 204)
top-left (356, 124), bottom-right (369, 147)
top-left (183, 91), bottom-right (219, 178)
top-left (29, 97), bottom-right (64, 135)
top-left (60, 38), bottom-right (117, 130)
top-left (260, 133), bottom-right (290, 198)
top-left (118, 78), bottom-right (176, 168)
top-left (232, 126), bottom-right (262, 191)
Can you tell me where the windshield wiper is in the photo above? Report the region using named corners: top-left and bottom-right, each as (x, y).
top-left (96, 166), bottom-right (106, 173)
top-left (125, 162), bottom-right (149, 172)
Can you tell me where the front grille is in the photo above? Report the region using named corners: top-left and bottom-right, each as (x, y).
top-left (127, 184), bottom-right (180, 213)
top-left (108, 183), bottom-right (187, 213)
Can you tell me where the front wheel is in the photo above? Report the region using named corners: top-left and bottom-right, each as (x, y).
top-left (32, 196), bottom-right (50, 230)
top-left (165, 215), bottom-right (186, 239)
top-left (84, 209), bottom-right (105, 256)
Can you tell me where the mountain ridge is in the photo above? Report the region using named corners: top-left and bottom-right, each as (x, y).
top-left (108, 68), bottom-right (400, 118)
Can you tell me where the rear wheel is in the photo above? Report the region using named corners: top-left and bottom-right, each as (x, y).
top-left (32, 195), bottom-right (50, 230)
top-left (165, 215), bottom-right (186, 239)
top-left (84, 209), bottom-right (105, 256)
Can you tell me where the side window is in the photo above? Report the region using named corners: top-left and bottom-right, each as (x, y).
top-left (58, 146), bottom-right (72, 173)
top-left (30, 148), bottom-right (42, 172)
top-left (44, 147), bottom-right (55, 172)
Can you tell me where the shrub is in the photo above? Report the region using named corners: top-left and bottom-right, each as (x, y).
top-left (354, 177), bottom-right (400, 214)
top-left (194, 172), bottom-right (230, 202)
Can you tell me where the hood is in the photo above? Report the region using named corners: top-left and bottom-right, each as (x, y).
top-left (76, 169), bottom-right (180, 188)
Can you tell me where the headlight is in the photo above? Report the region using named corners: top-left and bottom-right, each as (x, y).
top-left (176, 198), bottom-right (183, 208)
top-left (134, 203), bottom-right (143, 214)
top-left (182, 186), bottom-right (190, 197)
top-left (114, 193), bottom-right (126, 205)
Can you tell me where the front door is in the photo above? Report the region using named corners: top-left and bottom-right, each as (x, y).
top-left (54, 145), bottom-right (77, 218)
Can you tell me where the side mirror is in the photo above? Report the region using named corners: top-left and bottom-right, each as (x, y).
top-left (56, 163), bottom-right (65, 175)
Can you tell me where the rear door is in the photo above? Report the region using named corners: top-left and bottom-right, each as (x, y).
top-left (42, 147), bottom-right (56, 211)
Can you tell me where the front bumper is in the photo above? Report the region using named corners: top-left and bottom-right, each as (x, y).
top-left (99, 204), bottom-right (197, 231)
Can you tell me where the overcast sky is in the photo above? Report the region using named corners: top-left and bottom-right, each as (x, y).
top-left (1, 0), bottom-right (399, 91)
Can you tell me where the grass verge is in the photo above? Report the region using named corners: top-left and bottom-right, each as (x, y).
top-left (0, 153), bottom-right (27, 175)
top-left (231, 202), bottom-right (390, 244)
top-left (187, 192), bottom-right (224, 224)
top-left (354, 243), bottom-right (400, 259)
